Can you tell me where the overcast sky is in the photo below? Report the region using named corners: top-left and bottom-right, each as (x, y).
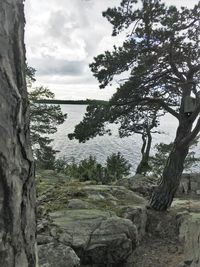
top-left (25, 0), bottom-right (198, 100)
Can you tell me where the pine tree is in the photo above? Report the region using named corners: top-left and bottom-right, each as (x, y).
top-left (89, 0), bottom-right (200, 210)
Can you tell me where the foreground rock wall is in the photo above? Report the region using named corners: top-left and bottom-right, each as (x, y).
top-left (36, 171), bottom-right (200, 267)
top-left (178, 173), bottom-right (200, 195)
top-left (179, 213), bottom-right (200, 267)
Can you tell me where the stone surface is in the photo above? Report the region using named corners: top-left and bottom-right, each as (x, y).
top-left (50, 209), bottom-right (137, 266)
top-left (38, 243), bottom-right (80, 267)
top-left (178, 173), bottom-right (200, 196)
top-left (67, 199), bottom-right (88, 209)
top-left (116, 174), bottom-right (158, 197)
top-left (123, 206), bottom-right (147, 241)
top-left (36, 172), bottom-right (200, 267)
top-left (179, 213), bottom-right (200, 267)
top-left (36, 179), bottom-right (148, 266)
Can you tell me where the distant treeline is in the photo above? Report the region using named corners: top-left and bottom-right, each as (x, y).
top-left (33, 99), bottom-right (108, 105)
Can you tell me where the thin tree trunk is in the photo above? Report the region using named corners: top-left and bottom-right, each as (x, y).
top-left (0, 1), bottom-right (36, 266)
top-left (136, 131), bottom-right (152, 175)
top-left (150, 116), bottom-right (193, 210)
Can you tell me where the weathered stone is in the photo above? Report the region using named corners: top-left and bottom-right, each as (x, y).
top-left (50, 209), bottom-right (138, 266)
top-left (178, 173), bottom-right (200, 196)
top-left (67, 199), bottom-right (88, 209)
top-left (38, 243), bottom-right (80, 267)
top-left (116, 174), bottom-right (158, 197)
top-left (123, 206), bottom-right (147, 241)
top-left (37, 234), bottom-right (54, 245)
top-left (84, 217), bottom-right (137, 266)
top-left (179, 213), bottom-right (200, 267)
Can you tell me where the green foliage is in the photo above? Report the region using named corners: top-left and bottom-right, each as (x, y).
top-left (54, 152), bottom-right (131, 184)
top-left (150, 138), bottom-right (200, 177)
top-left (27, 66), bottom-right (67, 169)
top-left (106, 152), bottom-right (131, 180)
top-left (86, 0), bottom-right (200, 182)
top-left (91, 1), bottom-right (199, 94)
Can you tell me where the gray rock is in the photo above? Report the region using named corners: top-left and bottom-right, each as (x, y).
top-left (50, 209), bottom-right (138, 266)
top-left (179, 213), bottom-right (200, 267)
top-left (116, 174), bottom-right (158, 197)
top-left (178, 173), bottom-right (200, 196)
top-left (38, 243), bottom-right (80, 267)
top-left (85, 217), bottom-right (137, 266)
top-left (37, 234), bottom-right (54, 245)
top-left (123, 206), bottom-right (147, 241)
top-left (67, 199), bottom-right (88, 209)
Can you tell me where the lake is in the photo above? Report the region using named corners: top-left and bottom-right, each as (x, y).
top-left (52, 105), bottom-right (200, 173)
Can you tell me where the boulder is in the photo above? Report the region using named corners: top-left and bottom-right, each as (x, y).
top-left (50, 209), bottom-right (138, 266)
top-left (123, 206), bottom-right (147, 241)
top-left (38, 243), bottom-right (80, 267)
top-left (116, 174), bottom-right (158, 197)
top-left (179, 213), bottom-right (200, 267)
top-left (178, 173), bottom-right (200, 196)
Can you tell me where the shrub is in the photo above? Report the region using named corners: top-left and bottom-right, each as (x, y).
top-left (54, 152), bottom-right (131, 184)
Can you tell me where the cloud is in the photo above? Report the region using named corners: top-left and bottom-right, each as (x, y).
top-left (29, 58), bottom-right (86, 76)
top-left (25, 0), bottom-right (198, 100)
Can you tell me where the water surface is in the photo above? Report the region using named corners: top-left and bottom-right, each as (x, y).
top-left (52, 105), bottom-right (199, 173)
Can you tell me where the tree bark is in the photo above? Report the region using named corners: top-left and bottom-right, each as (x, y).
top-left (0, 0), bottom-right (36, 266)
top-left (136, 131), bottom-right (152, 175)
top-left (150, 115), bottom-right (193, 210)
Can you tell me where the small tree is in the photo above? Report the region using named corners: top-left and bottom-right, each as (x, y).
top-left (54, 153), bottom-right (131, 184)
top-left (27, 67), bottom-right (67, 169)
top-left (106, 152), bottom-right (131, 180)
top-left (69, 101), bottom-right (163, 175)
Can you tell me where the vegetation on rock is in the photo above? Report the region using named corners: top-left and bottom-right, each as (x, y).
top-left (54, 152), bottom-right (131, 184)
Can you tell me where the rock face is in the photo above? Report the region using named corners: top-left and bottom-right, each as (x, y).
top-left (50, 209), bottom-right (137, 266)
top-left (37, 172), bottom-right (200, 267)
top-left (178, 173), bottom-right (200, 196)
top-left (179, 213), bottom-right (200, 267)
top-left (117, 173), bottom-right (200, 197)
top-left (0, 0), bottom-right (36, 266)
top-left (38, 243), bottom-right (80, 267)
top-left (37, 177), bottom-right (147, 267)
top-left (116, 174), bottom-right (158, 197)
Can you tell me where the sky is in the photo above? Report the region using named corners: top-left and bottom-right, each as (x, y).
top-left (25, 0), bottom-right (198, 100)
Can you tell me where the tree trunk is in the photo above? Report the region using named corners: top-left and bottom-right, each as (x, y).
top-left (150, 116), bottom-right (193, 211)
top-left (0, 1), bottom-right (36, 266)
top-left (136, 131), bottom-right (152, 175)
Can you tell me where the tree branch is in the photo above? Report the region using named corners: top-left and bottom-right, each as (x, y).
top-left (169, 41), bottom-right (186, 82)
top-left (180, 117), bottom-right (200, 146)
top-left (188, 101), bottom-right (200, 123)
top-left (141, 98), bottom-right (180, 119)
top-left (114, 97), bottom-right (179, 119)
top-left (187, 63), bottom-right (200, 80)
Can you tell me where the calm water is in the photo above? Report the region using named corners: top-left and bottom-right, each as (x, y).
top-left (52, 105), bottom-right (200, 173)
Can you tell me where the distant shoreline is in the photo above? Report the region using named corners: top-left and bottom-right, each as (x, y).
top-left (33, 99), bottom-right (108, 105)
